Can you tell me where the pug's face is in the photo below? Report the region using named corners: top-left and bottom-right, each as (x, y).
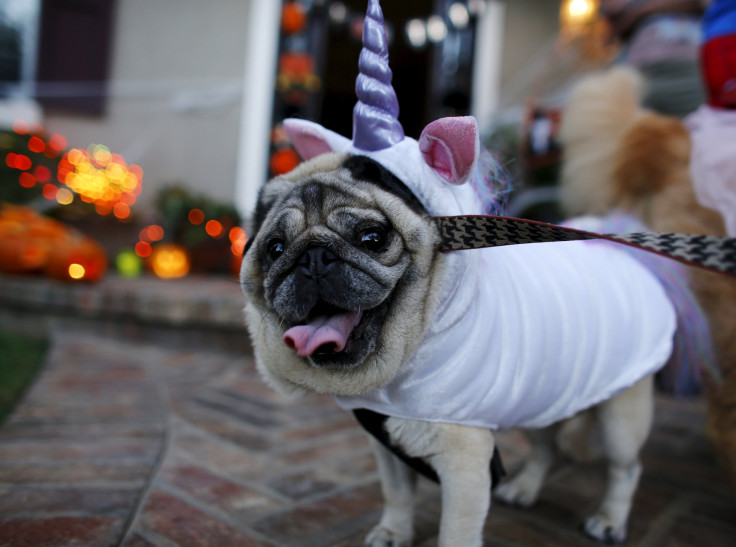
top-left (240, 152), bottom-right (445, 397)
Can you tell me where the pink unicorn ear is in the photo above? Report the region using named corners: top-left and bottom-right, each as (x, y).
top-left (418, 116), bottom-right (479, 185)
top-left (283, 118), bottom-right (351, 160)
top-left (283, 119), bottom-right (333, 160)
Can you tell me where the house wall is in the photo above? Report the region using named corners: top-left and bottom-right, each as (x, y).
top-left (39, 0), bottom-right (564, 217)
top-left (43, 0), bottom-right (252, 214)
top-left (498, 0), bottom-right (563, 108)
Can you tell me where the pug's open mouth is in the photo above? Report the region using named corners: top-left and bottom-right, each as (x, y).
top-left (282, 299), bottom-right (388, 368)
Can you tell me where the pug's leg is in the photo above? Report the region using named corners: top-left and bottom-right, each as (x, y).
top-left (384, 418), bottom-right (495, 547)
top-left (429, 424), bottom-right (495, 547)
top-left (494, 425), bottom-right (559, 507)
top-left (584, 376), bottom-right (654, 544)
top-left (365, 436), bottom-right (417, 547)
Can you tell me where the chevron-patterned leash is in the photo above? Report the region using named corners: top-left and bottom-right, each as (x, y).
top-left (435, 215), bottom-right (736, 277)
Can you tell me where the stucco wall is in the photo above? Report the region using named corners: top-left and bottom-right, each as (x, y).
top-left (39, 0), bottom-right (563, 214)
top-left (498, 0), bottom-right (563, 108)
top-left (43, 0), bottom-right (252, 213)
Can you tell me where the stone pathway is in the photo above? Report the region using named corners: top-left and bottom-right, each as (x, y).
top-left (0, 331), bottom-right (735, 546)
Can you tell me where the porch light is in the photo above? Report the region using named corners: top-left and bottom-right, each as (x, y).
top-left (449, 3), bottom-right (470, 29)
top-left (150, 244), bottom-right (191, 279)
top-left (427, 15), bottom-right (448, 43)
top-left (560, 0), bottom-right (599, 36)
top-left (405, 18), bottom-right (427, 49)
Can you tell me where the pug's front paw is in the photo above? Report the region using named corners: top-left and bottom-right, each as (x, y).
top-left (583, 513), bottom-right (627, 544)
top-left (365, 524), bottom-right (413, 547)
top-left (494, 474), bottom-right (542, 507)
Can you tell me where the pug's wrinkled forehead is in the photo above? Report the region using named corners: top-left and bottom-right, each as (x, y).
top-left (246, 152), bottom-right (430, 257)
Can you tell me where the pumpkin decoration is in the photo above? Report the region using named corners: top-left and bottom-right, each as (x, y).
top-left (45, 233), bottom-right (108, 282)
top-left (0, 236), bottom-right (51, 273)
top-left (0, 206), bottom-right (65, 274)
top-left (149, 243), bottom-right (191, 279)
top-left (0, 205), bottom-right (108, 282)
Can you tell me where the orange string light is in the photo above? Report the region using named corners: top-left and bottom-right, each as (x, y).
top-left (205, 220), bottom-right (224, 238)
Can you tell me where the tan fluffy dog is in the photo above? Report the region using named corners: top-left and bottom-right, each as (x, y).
top-left (559, 66), bottom-right (736, 485)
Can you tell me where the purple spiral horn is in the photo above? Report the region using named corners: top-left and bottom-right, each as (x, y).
top-left (352, 0), bottom-right (404, 151)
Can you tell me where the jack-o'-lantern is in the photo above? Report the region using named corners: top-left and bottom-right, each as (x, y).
top-left (0, 236), bottom-right (50, 273)
top-left (45, 234), bottom-right (108, 282)
top-left (0, 206), bottom-right (67, 274)
top-left (0, 205), bottom-right (108, 282)
top-left (149, 243), bottom-right (190, 279)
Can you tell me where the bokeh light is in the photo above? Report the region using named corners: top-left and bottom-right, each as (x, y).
top-left (42, 184), bottom-right (57, 200)
top-left (448, 3), bottom-right (470, 29)
top-left (147, 225), bottom-right (164, 242)
top-left (113, 203), bottom-right (130, 220)
top-left (18, 173), bottom-right (36, 188)
top-left (5, 126), bottom-right (143, 218)
top-left (12, 119), bottom-right (29, 135)
top-left (560, 0), bottom-right (599, 35)
top-left (59, 145), bottom-right (143, 215)
top-left (68, 263), bottom-right (86, 279)
top-left (28, 136), bottom-right (46, 153)
top-left (229, 227), bottom-right (248, 256)
top-left (205, 220), bottom-right (224, 238)
top-left (188, 208), bottom-right (205, 225)
top-left (34, 165), bottom-right (51, 182)
top-left (269, 148), bottom-right (300, 175)
top-left (135, 240), bottom-right (152, 258)
top-left (56, 188), bottom-right (74, 205)
top-left (150, 244), bottom-right (191, 279)
top-left (568, 0), bottom-right (594, 17)
top-left (9, 153), bottom-right (32, 170)
top-left (406, 19), bottom-right (427, 49)
top-left (427, 15), bottom-right (448, 42)
top-left (95, 204), bottom-right (113, 216)
top-left (47, 134), bottom-right (67, 153)
top-left (115, 249), bottom-right (143, 278)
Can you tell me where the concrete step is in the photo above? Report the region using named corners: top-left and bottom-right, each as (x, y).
top-left (0, 273), bottom-right (251, 353)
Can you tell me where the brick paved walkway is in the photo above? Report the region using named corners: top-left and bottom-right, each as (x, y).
top-left (0, 276), bottom-right (736, 547)
top-left (0, 274), bottom-right (734, 546)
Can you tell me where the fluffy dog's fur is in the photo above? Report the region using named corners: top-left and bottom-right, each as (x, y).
top-left (559, 66), bottom-right (736, 486)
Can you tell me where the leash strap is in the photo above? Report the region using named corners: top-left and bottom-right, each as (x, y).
top-left (435, 215), bottom-right (736, 277)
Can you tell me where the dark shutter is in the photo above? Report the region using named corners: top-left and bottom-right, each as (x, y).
top-left (36, 0), bottom-right (117, 115)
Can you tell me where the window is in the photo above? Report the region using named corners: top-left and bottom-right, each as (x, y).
top-left (0, 0), bottom-right (40, 99)
top-left (0, 0), bottom-right (116, 115)
top-left (36, 0), bottom-right (117, 115)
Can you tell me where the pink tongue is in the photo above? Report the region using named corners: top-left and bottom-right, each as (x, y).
top-left (283, 310), bottom-right (363, 357)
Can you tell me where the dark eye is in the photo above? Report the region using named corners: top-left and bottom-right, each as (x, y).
top-left (359, 227), bottom-right (387, 252)
top-left (266, 239), bottom-right (285, 261)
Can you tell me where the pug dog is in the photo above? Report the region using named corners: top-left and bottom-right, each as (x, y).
top-left (240, 1), bottom-right (686, 545)
top-left (240, 125), bottom-right (681, 546)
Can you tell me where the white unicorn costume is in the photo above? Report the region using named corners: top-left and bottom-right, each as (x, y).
top-left (282, 0), bottom-right (677, 430)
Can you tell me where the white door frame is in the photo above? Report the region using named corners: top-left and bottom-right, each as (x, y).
top-left (234, 0), bottom-right (282, 219)
top-left (471, 0), bottom-right (506, 133)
